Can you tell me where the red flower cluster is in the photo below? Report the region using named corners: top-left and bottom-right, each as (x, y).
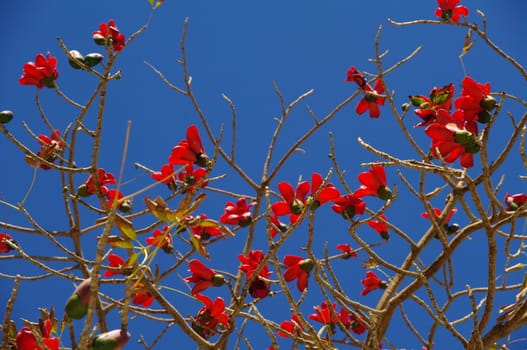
top-left (504, 193), bottom-right (527, 211)
top-left (238, 250), bottom-right (272, 298)
top-left (146, 226), bottom-right (174, 253)
top-left (345, 66), bottom-right (385, 118)
top-left (220, 197), bottom-right (256, 227)
top-left (309, 301), bottom-right (367, 335)
top-left (361, 271), bottom-right (387, 296)
top-left (0, 233), bottom-right (15, 253)
top-left (192, 294), bottom-right (230, 339)
top-left (19, 53), bottom-right (59, 88)
top-left (77, 168), bottom-right (116, 196)
top-left (411, 77), bottom-right (496, 168)
top-left (272, 173), bottom-right (340, 223)
top-left (435, 0), bottom-right (469, 23)
top-left (16, 319), bottom-right (59, 350)
top-left (93, 19), bottom-right (126, 51)
top-left (26, 130), bottom-right (64, 170)
top-left (283, 255), bottom-right (313, 292)
top-left (184, 259), bottom-right (226, 295)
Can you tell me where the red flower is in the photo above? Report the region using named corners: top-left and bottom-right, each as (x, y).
top-left (16, 319), bottom-right (59, 350)
top-left (309, 301), bottom-right (338, 325)
top-left (0, 233), bottom-right (15, 254)
top-left (238, 250), bottom-right (272, 299)
top-left (455, 76), bottom-right (496, 123)
top-left (269, 215), bottom-right (288, 239)
top-left (93, 19), bottom-right (125, 51)
top-left (331, 193), bottom-right (366, 220)
top-left (345, 66), bottom-right (366, 88)
top-left (26, 130), bottom-right (64, 170)
top-left (189, 214), bottom-right (223, 240)
top-left (78, 168), bottom-right (116, 196)
top-left (169, 125), bottom-right (210, 168)
top-left (368, 214), bottom-right (390, 240)
top-left (178, 163), bottom-right (208, 191)
top-left (272, 173), bottom-right (340, 223)
top-left (356, 79), bottom-right (385, 118)
top-left (338, 308), bottom-right (367, 335)
top-left (361, 271), bottom-right (387, 296)
top-left (422, 207), bottom-right (459, 237)
top-left (410, 83), bottom-right (454, 127)
top-left (131, 283), bottom-right (155, 307)
top-left (505, 193), bottom-right (527, 211)
top-left (19, 53), bottom-right (59, 88)
top-left (283, 255), bottom-right (313, 292)
top-left (105, 189), bottom-right (132, 213)
top-left (278, 314), bottom-right (304, 338)
top-left (336, 243), bottom-right (357, 259)
top-left (220, 197), bottom-right (256, 227)
top-left (103, 254), bottom-right (126, 277)
top-left (151, 164), bottom-right (177, 191)
top-left (146, 226), bottom-right (174, 253)
top-left (355, 165), bottom-right (392, 199)
top-left (435, 0), bottom-right (469, 23)
top-left (184, 259), bottom-right (226, 295)
top-left (424, 122), bottom-right (479, 168)
top-left (192, 294), bottom-right (230, 339)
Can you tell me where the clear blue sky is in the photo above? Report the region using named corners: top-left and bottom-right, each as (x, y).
top-left (1, 0), bottom-right (526, 349)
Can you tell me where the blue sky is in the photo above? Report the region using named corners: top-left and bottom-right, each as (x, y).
top-left (1, 0), bottom-right (526, 349)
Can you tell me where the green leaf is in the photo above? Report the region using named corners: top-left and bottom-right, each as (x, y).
top-left (103, 235), bottom-right (134, 249)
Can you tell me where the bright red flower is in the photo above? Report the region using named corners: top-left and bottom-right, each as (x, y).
top-left (424, 122), bottom-right (479, 168)
top-left (269, 215), bottom-right (288, 239)
top-left (505, 193), bottom-right (527, 211)
top-left (105, 189), bottom-right (132, 213)
top-left (331, 193), bottom-right (366, 220)
top-left (238, 250), bottom-right (272, 299)
top-left (169, 125), bottom-right (210, 168)
top-left (131, 283), bottom-right (155, 307)
top-left (16, 319), bottom-right (59, 350)
top-left (455, 76), bottom-right (496, 123)
top-left (336, 243), bottom-right (357, 258)
top-left (78, 168), bottom-right (116, 197)
top-left (151, 164), bottom-right (177, 191)
top-left (189, 214), bottom-right (223, 240)
top-left (103, 253), bottom-right (126, 277)
top-left (19, 53), bottom-right (59, 88)
top-left (356, 79), bottom-right (385, 118)
top-left (355, 165), bottom-right (392, 200)
top-left (272, 173), bottom-right (340, 223)
top-left (220, 197), bottom-right (256, 227)
top-left (178, 163), bottom-right (208, 191)
top-left (0, 233), bottom-right (15, 253)
top-left (192, 293), bottom-right (230, 339)
top-left (184, 259), bottom-right (226, 295)
top-left (146, 226), bottom-right (173, 253)
top-left (422, 207), bottom-right (459, 237)
top-left (93, 19), bottom-right (126, 51)
top-left (368, 214), bottom-right (390, 240)
top-left (345, 66), bottom-right (366, 88)
top-left (361, 271), bottom-right (387, 296)
top-left (283, 255), bottom-right (313, 292)
top-left (309, 301), bottom-right (338, 325)
top-left (26, 130), bottom-right (64, 170)
top-left (410, 83), bottom-right (455, 127)
top-left (338, 308), bottom-right (367, 335)
top-left (278, 314), bottom-right (304, 338)
top-left (435, 0), bottom-right (469, 23)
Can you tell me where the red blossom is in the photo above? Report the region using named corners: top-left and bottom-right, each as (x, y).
top-left (504, 193), bottom-right (527, 211)
top-left (339, 308), bottom-right (367, 335)
top-left (151, 164), bottom-right (177, 191)
top-left (331, 193), bottom-right (366, 220)
top-left (309, 301), bottom-right (338, 325)
top-left (0, 233), bottom-right (15, 254)
top-left (355, 165), bottom-right (392, 199)
top-left (435, 0), bottom-right (469, 23)
top-left (410, 83), bottom-right (455, 127)
top-left (455, 76), bottom-right (496, 123)
top-left (272, 173), bottom-right (340, 223)
top-left (368, 214), bottom-right (390, 240)
top-left (422, 207), bottom-right (459, 237)
top-left (105, 189), bottom-right (132, 213)
top-left (269, 215), bottom-right (288, 239)
top-left (103, 254), bottom-right (126, 277)
top-left (345, 66), bottom-right (367, 88)
top-left (146, 226), bottom-right (173, 253)
top-left (184, 259), bottom-right (226, 295)
top-left (26, 130), bottom-right (64, 170)
top-left (361, 271), bottom-right (387, 296)
top-left (16, 319), bottom-right (59, 350)
top-left (131, 283), bottom-right (155, 307)
top-left (169, 125), bottom-right (210, 168)
top-left (19, 53), bottom-right (59, 88)
top-left (178, 163), bottom-right (208, 191)
top-left (278, 314), bottom-right (304, 338)
top-left (192, 294), bottom-right (230, 339)
top-left (78, 168), bottom-right (116, 196)
top-left (189, 214), bottom-right (223, 240)
top-left (336, 243), bottom-right (357, 258)
top-left (93, 19), bottom-right (126, 51)
top-left (283, 255), bottom-right (313, 292)
top-left (220, 197), bottom-right (256, 227)
top-left (238, 250), bottom-right (272, 299)
top-left (424, 121), bottom-right (478, 168)
top-left (356, 79), bottom-right (386, 118)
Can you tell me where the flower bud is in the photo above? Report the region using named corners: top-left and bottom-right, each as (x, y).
top-left (477, 110), bottom-right (491, 124)
top-left (401, 103), bottom-right (410, 112)
top-left (480, 95), bottom-right (497, 111)
top-left (84, 53), bottom-right (104, 67)
top-left (90, 329), bottom-right (131, 350)
top-left (77, 183), bottom-right (92, 197)
top-left (68, 50), bottom-right (84, 69)
top-left (0, 110), bottom-right (14, 124)
top-left (93, 33), bottom-right (106, 46)
top-left (65, 278), bottom-right (92, 320)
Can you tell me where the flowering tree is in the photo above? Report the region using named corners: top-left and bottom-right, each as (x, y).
top-left (1, 1), bottom-right (526, 349)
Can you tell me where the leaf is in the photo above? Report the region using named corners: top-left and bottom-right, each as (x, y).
top-left (460, 29), bottom-right (474, 56)
top-left (175, 193), bottom-right (207, 219)
top-left (145, 196), bottom-right (179, 222)
top-left (188, 232), bottom-right (209, 259)
top-left (115, 214), bottom-right (137, 240)
top-left (102, 235), bottom-right (134, 249)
